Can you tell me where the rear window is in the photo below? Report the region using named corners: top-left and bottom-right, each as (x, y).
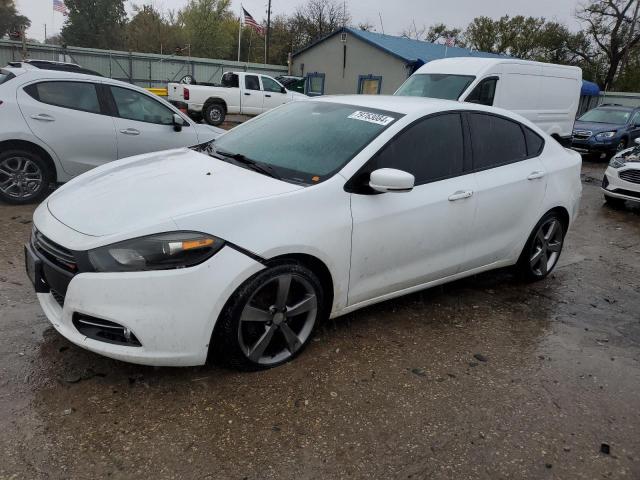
top-left (0, 70), bottom-right (15, 86)
top-left (24, 81), bottom-right (101, 114)
top-left (469, 113), bottom-right (528, 170)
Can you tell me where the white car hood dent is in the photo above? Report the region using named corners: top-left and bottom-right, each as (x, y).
top-left (47, 149), bottom-right (302, 237)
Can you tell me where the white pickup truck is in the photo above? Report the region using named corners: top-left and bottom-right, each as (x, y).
top-left (168, 71), bottom-right (307, 126)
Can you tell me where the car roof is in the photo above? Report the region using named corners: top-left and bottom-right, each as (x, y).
top-left (311, 94), bottom-right (510, 117)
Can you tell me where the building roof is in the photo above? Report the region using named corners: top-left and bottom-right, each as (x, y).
top-left (293, 27), bottom-right (503, 64)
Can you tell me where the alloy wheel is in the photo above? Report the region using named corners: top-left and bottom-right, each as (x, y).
top-left (0, 156), bottom-right (44, 201)
top-left (238, 273), bottom-right (318, 366)
top-left (209, 108), bottom-right (222, 123)
top-left (529, 218), bottom-right (563, 276)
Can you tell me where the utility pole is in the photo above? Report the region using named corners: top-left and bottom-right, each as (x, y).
top-left (265, 0), bottom-right (272, 64)
top-left (21, 25), bottom-right (27, 60)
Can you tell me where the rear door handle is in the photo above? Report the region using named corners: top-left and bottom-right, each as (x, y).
top-left (120, 128), bottom-right (140, 136)
top-left (265, 94), bottom-right (271, 97)
top-left (527, 171), bottom-right (545, 180)
top-left (448, 190), bottom-right (473, 201)
top-left (30, 113), bottom-right (55, 122)
top-left (244, 92), bottom-right (251, 96)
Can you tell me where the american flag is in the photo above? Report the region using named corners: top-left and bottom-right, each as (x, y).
top-left (53, 0), bottom-right (68, 15)
top-left (444, 36), bottom-right (455, 47)
top-left (243, 8), bottom-right (264, 35)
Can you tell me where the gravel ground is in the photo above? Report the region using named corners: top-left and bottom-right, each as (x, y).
top-left (0, 160), bottom-right (639, 479)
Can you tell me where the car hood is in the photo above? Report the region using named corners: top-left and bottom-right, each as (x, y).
top-left (194, 123), bottom-right (224, 143)
top-left (46, 148), bottom-right (303, 237)
top-left (573, 121), bottom-right (622, 133)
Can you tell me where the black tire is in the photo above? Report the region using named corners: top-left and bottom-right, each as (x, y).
top-left (613, 139), bottom-right (627, 156)
top-left (604, 194), bottom-right (626, 208)
top-left (203, 102), bottom-right (225, 126)
top-left (516, 212), bottom-right (566, 282)
top-left (0, 148), bottom-right (53, 205)
top-left (211, 261), bottom-right (325, 371)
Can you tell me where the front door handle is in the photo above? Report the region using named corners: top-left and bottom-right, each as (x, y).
top-left (30, 113), bottom-right (55, 122)
top-left (527, 171), bottom-right (545, 180)
top-left (120, 128), bottom-right (140, 136)
top-left (244, 92), bottom-right (251, 96)
top-left (265, 94), bottom-right (271, 97)
top-left (448, 190), bottom-right (474, 201)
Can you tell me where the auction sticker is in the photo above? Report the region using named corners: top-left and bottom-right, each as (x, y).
top-left (348, 111), bottom-right (395, 126)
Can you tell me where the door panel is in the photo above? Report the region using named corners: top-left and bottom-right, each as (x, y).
top-left (17, 81), bottom-right (117, 176)
top-left (348, 112), bottom-right (476, 305)
top-left (466, 112), bottom-right (547, 268)
top-left (242, 75), bottom-right (264, 115)
top-left (109, 86), bottom-right (198, 159)
top-left (349, 175), bottom-right (477, 305)
top-left (261, 76), bottom-right (288, 111)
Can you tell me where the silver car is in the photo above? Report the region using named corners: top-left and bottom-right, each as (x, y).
top-left (0, 64), bottom-right (222, 204)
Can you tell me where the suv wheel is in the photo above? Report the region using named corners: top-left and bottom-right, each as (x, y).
top-left (212, 261), bottom-right (324, 370)
top-left (0, 149), bottom-right (52, 204)
top-left (516, 212), bottom-right (566, 281)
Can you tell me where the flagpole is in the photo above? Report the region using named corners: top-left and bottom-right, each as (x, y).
top-left (237, 7), bottom-right (242, 62)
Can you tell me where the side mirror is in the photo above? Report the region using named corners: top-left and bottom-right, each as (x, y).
top-left (369, 168), bottom-right (415, 193)
top-left (173, 113), bottom-right (184, 132)
top-left (635, 137), bottom-right (640, 145)
top-left (281, 86), bottom-right (287, 94)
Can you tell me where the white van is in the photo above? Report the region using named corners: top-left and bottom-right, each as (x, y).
top-left (395, 58), bottom-right (582, 145)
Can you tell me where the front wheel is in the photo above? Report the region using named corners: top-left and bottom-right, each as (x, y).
top-left (0, 149), bottom-right (52, 204)
top-left (203, 102), bottom-right (225, 126)
top-left (211, 261), bottom-right (325, 370)
top-left (516, 213), bottom-right (566, 281)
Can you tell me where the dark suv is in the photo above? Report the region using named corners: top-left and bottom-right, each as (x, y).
top-left (572, 105), bottom-right (640, 157)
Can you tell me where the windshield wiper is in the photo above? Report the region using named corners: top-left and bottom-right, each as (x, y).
top-left (214, 149), bottom-right (281, 180)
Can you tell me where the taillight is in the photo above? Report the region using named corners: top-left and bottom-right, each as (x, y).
top-left (183, 87), bottom-right (189, 101)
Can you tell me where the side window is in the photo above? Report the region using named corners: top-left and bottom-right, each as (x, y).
top-left (262, 76), bottom-right (283, 93)
top-left (25, 81), bottom-right (101, 114)
top-left (110, 86), bottom-right (174, 125)
top-left (221, 72), bottom-right (239, 88)
top-left (631, 111), bottom-right (640, 126)
top-left (358, 75), bottom-right (383, 95)
top-left (368, 113), bottom-right (464, 185)
top-left (245, 75), bottom-right (261, 91)
top-left (524, 127), bottom-right (544, 157)
top-left (465, 77), bottom-right (498, 106)
top-left (306, 72), bottom-right (325, 97)
top-left (468, 113), bottom-right (527, 170)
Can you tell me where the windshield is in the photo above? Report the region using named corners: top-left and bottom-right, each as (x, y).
top-left (0, 70), bottom-right (15, 86)
top-left (578, 108), bottom-right (631, 124)
top-left (207, 101), bottom-right (401, 184)
top-left (395, 73), bottom-right (476, 100)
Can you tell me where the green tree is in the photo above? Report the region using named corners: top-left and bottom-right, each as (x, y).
top-left (0, 0), bottom-right (30, 39)
top-left (577, 0), bottom-right (640, 90)
top-left (61, 0), bottom-right (127, 50)
top-left (178, 0), bottom-right (235, 59)
top-left (126, 5), bottom-right (185, 55)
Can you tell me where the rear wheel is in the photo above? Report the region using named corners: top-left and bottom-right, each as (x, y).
top-left (212, 261), bottom-right (324, 370)
top-left (0, 149), bottom-right (52, 204)
top-left (516, 212), bottom-right (566, 281)
top-left (203, 102), bottom-right (225, 126)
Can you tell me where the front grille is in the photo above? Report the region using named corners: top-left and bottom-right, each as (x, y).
top-left (32, 228), bottom-right (77, 272)
top-left (50, 288), bottom-right (65, 307)
top-left (619, 169), bottom-right (640, 185)
top-left (573, 130), bottom-right (592, 140)
top-left (72, 313), bottom-right (142, 347)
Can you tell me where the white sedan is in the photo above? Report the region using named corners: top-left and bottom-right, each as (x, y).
top-left (26, 96), bottom-right (582, 370)
top-left (0, 64), bottom-right (222, 204)
top-left (602, 138), bottom-right (640, 206)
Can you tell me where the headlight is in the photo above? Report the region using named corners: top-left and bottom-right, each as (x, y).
top-left (609, 155), bottom-right (626, 169)
top-left (596, 131), bottom-right (616, 140)
top-left (88, 232), bottom-right (224, 272)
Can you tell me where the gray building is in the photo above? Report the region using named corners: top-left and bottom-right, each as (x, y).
top-left (291, 27), bottom-right (501, 97)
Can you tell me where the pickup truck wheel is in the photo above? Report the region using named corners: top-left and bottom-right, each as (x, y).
top-left (204, 103), bottom-right (225, 126)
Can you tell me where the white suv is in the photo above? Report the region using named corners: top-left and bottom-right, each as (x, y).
top-left (0, 65), bottom-right (223, 204)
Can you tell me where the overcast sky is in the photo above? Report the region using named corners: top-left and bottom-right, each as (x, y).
top-left (17, 0), bottom-right (583, 42)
